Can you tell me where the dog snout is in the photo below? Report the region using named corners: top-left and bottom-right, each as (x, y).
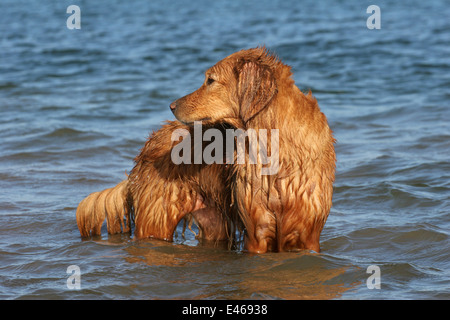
top-left (170, 101), bottom-right (177, 113)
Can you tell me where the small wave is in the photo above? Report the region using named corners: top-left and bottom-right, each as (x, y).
top-left (0, 82), bottom-right (19, 90)
top-left (391, 225), bottom-right (448, 244)
top-left (42, 127), bottom-right (84, 138)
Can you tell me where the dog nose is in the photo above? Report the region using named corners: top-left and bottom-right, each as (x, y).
top-left (170, 101), bottom-right (177, 112)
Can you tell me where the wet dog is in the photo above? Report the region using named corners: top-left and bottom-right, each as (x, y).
top-left (76, 47), bottom-right (336, 253)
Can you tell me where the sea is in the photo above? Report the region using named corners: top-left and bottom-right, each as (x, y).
top-left (0, 0), bottom-right (448, 300)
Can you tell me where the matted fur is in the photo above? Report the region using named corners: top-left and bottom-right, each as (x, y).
top-left (128, 121), bottom-right (237, 242)
top-left (76, 121), bottom-right (238, 244)
top-left (76, 47), bottom-right (335, 253)
top-left (76, 180), bottom-right (131, 237)
top-left (171, 47), bottom-right (336, 252)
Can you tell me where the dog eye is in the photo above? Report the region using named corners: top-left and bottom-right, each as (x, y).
top-left (206, 77), bottom-right (215, 85)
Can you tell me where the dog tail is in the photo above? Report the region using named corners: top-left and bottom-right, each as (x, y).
top-left (76, 180), bottom-right (132, 237)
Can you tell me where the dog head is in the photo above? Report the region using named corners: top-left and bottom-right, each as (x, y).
top-left (170, 47), bottom-right (279, 127)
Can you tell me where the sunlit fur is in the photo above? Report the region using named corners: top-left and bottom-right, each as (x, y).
top-left (172, 47), bottom-right (336, 252)
top-left (76, 121), bottom-right (238, 244)
top-left (76, 180), bottom-right (131, 237)
top-left (128, 121), bottom-right (237, 242)
top-left (76, 47), bottom-right (335, 253)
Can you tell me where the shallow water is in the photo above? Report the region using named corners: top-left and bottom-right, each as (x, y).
top-left (0, 0), bottom-right (449, 300)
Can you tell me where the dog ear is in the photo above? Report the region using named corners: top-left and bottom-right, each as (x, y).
top-left (236, 61), bottom-right (277, 123)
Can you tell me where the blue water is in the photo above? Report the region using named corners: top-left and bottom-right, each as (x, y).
top-left (0, 0), bottom-right (449, 299)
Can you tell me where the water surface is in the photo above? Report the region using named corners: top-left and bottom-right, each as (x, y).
top-left (0, 0), bottom-right (449, 299)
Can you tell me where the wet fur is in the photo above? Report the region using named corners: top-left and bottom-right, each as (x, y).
top-left (76, 121), bottom-right (239, 244)
top-left (76, 47), bottom-right (335, 253)
top-left (171, 47), bottom-right (336, 252)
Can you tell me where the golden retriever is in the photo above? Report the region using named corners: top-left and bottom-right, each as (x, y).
top-left (170, 47), bottom-right (336, 252)
top-left (76, 47), bottom-right (335, 253)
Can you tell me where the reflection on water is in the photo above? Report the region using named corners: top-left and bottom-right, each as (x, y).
top-left (118, 236), bottom-right (360, 299)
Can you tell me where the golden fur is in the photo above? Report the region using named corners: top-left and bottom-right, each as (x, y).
top-left (76, 121), bottom-right (238, 244)
top-left (76, 47), bottom-right (336, 253)
top-left (76, 180), bottom-right (131, 237)
top-left (128, 122), bottom-right (237, 242)
top-left (171, 47), bottom-right (336, 252)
